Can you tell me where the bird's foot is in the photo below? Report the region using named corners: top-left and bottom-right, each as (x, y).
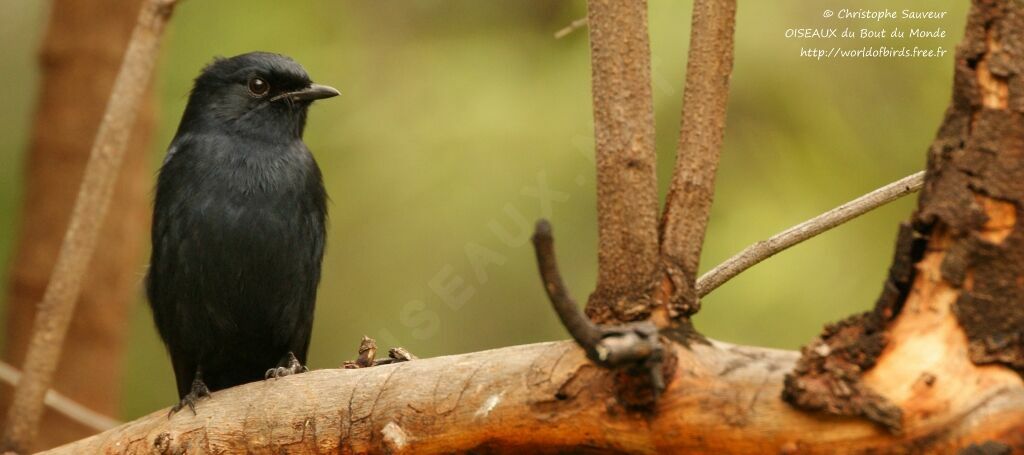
top-left (265, 351), bottom-right (308, 379)
top-left (168, 377), bottom-right (211, 417)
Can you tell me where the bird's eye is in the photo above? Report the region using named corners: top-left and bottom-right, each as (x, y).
top-left (248, 77), bottom-right (270, 97)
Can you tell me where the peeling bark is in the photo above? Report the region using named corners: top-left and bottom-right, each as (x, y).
top-left (39, 341), bottom-right (1024, 454)
top-left (785, 0), bottom-right (1024, 433)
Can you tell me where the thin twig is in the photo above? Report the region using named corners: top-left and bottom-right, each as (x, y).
top-left (697, 171), bottom-right (926, 297)
top-left (0, 361), bottom-right (119, 433)
top-left (658, 0), bottom-right (737, 316)
top-left (0, 0), bottom-right (178, 451)
top-left (531, 220), bottom-right (603, 350)
top-left (553, 17), bottom-right (587, 39)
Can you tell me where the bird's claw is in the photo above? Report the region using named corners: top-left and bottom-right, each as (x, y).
top-left (265, 352), bottom-right (308, 379)
top-left (168, 377), bottom-right (211, 417)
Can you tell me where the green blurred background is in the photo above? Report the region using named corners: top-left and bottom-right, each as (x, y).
top-left (0, 1), bottom-right (968, 420)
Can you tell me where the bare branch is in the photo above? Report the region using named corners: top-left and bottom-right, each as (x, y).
top-left (0, 362), bottom-right (119, 434)
top-left (553, 17), bottom-right (586, 39)
top-left (584, 0), bottom-right (662, 324)
top-left (38, 339), bottom-right (1024, 454)
top-left (697, 171), bottom-right (925, 297)
top-left (659, 0), bottom-right (737, 317)
top-left (530, 220), bottom-right (602, 348)
top-left (2, 0), bottom-right (158, 448)
top-left (0, 0), bottom-right (178, 451)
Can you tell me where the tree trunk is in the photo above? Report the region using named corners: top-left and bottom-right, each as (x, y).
top-left (0, 0), bottom-right (154, 450)
top-left (783, 0), bottom-right (1024, 434)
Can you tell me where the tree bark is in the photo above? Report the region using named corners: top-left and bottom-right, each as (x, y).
top-left (0, 0), bottom-right (154, 450)
top-left (38, 340), bottom-right (1024, 454)
top-left (658, 0), bottom-right (737, 319)
top-left (584, 0), bottom-right (662, 325)
top-left (783, 0), bottom-right (1024, 434)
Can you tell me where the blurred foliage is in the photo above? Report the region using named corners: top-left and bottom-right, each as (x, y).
top-left (0, 1), bottom-right (969, 419)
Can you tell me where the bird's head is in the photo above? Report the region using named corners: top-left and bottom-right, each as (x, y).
top-left (178, 52), bottom-right (339, 140)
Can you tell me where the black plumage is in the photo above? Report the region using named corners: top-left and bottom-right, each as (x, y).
top-left (146, 52), bottom-right (338, 414)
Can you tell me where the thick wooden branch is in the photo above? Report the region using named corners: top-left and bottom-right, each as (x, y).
top-left (659, 0), bottom-right (737, 318)
top-left (584, 0), bottom-right (662, 324)
top-left (0, 0), bottom-right (177, 451)
top-left (41, 339), bottom-right (1024, 454)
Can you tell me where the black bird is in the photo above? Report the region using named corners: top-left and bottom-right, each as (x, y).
top-left (146, 52), bottom-right (338, 414)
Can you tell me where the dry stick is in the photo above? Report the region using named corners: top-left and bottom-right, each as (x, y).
top-left (658, 0), bottom-right (737, 314)
top-left (553, 17), bottom-right (586, 39)
top-left (531, 220), bottom-right (603, 350)
top-left (0, 361), bottom-right (119, 433)
top-left (697, 171), bottom-right (926, 297)
top-left (0, 0), bottom-right (178, 451)
top-left (585, 0), bottom-right (661, 321)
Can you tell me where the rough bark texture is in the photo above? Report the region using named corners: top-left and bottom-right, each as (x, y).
top-left (0, 0), bottom-right (175, 451)
top-left (784, 0), bottom-right (1024, 434)
top-left (658, 0), bottom-right (736, 319)
top-left (40, 341), bottom-right (1024, 454)
top-left (584, 0), bottom-right (662, 325)
top-left (0, 0), bottom-right (154, 450)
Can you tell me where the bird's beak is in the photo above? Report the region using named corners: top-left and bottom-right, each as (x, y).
top-left (275, 84), bottom-right (340, 102)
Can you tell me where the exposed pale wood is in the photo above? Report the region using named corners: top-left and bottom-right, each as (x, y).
top-left (39, 340), bottom-right (1024, 454)
top-left (782, 0), bottom-right (1024, 439)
